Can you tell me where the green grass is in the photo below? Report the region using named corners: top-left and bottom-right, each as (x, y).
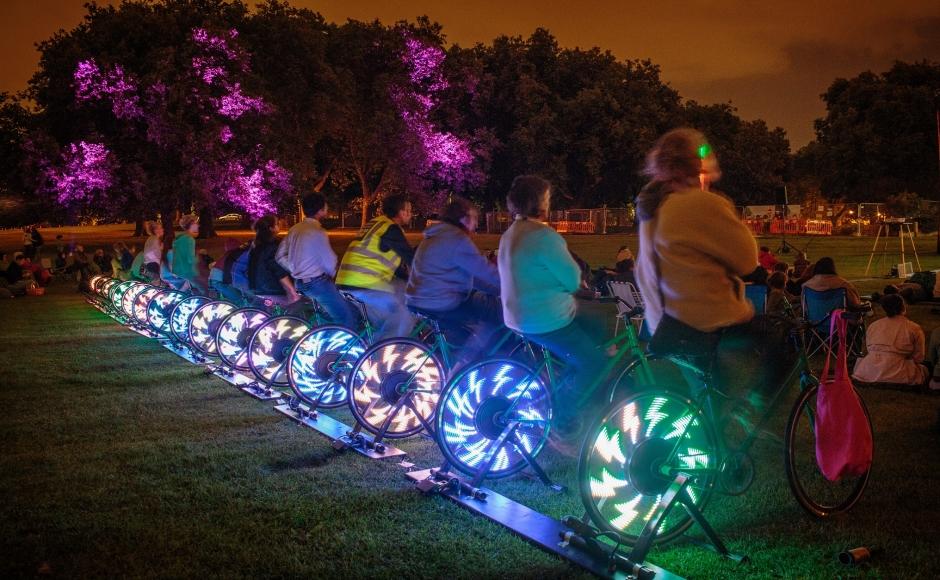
top-left (3, 232), bottom-right (940, 578)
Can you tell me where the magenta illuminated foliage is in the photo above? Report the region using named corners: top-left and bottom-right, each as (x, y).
top-left (191, 28), bottom-right (264, 119)
top-left (217, 159), bottom-right (291, 218)
top-left (48, 141), bottom-right (115, 205)
top-left (74, 59), bottom-right (143, 120)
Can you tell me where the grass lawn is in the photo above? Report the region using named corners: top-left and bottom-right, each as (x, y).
top-left (2, 226), bottom-right (940, 578)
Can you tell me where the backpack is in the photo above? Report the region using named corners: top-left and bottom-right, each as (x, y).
top-left (231, 243), bottom-right (252, 292)
top-left (909, 270), bottom-right (935, 296)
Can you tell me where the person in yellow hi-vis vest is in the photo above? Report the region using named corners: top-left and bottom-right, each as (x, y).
top-left (336, 195), bottom-right (415, 339)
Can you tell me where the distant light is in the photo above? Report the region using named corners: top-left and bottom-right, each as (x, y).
top-left (697, 143), bottom-right (711, 159)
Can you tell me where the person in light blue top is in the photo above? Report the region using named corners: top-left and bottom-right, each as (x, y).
top-left (497, 175), bottom-right (606, 446)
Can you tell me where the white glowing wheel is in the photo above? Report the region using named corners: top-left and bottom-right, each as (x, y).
top-left (169, 296), bottom-right (210, 344)
top-left (132, 286), bottom-right (161, 326)
top-left (347, 338), bottom-right (443, 439)
top-left (579, 391), bottom-right (718, 546)
top-left (188, 301), bottom-right (237, 356)
top-left (246, 316), bottom-right (311, 385)
top-left (100, 279), bottom-right (120, 302)
top-left (217, 308), bottom-right (270, 372)
top-left (120, 282), bottom-right (149, 319)
top-left (108, 281), bottom-right (134, 311)
top-left (287, 325), bottom-right (366, 409)
top-left (90, 275), bottom-right (107, 294)
top-left (436, 359), bottom-right (552, 479)
top-left (146, 290), bottom-right (186, 336)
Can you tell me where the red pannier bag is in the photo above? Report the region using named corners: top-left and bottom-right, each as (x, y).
top-left (815, 309), bottom-right (873, 481)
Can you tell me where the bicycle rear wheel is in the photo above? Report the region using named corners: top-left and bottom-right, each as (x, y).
top-left (579, 391), bottom-right (718, 546)
top-left (784, 383), bottom-right (871, 518)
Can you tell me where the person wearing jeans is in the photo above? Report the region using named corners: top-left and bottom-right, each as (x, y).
top-left (497, 175), bottom-right (606, 446)
top-left (276, 192), bottom-right (355, 327)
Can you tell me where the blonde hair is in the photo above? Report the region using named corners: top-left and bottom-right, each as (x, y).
top-left (178, 214), bottom-right (198, 230)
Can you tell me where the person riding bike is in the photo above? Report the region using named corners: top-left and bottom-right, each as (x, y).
top-left (497, 175), bottom-right (607, 444)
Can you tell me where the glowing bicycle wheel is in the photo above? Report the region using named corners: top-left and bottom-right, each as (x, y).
top-left (121, 282), bottom-right (149, 318)
top-left (579, 391), bottom-right (719, 546)
top-left (109, 281), bottom-right (135, 313)
top-left (146, 290), bottom-right (186, 336)
top-left (169, 296), bottom-right (210, 345)
top-left (90, 275), bottom-right (107, 294)
top-left (287, 325), bottom-right (367, 409)
top-left (188, 301), bottom-right (237, 356)
top-left (436, 359), bottom-right (552, 478)
top-left (217, 308), bottom-right (270, 372)
top-left (347, 338), bottom-right (444, 439)
top-left (99, 278), bottom-right (120, 302)
top-left (246, 316), bottom-right (311, 386)
top-left (132, 286), bottom-right (161, 326)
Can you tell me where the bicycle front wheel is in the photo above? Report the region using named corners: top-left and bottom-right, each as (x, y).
top-left (579, 391), bottom-right (719, 546)
top-left (784, 383), bottom-right (871, 518)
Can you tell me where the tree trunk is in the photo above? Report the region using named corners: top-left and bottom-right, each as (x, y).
top-left (133, 217), bottom-right (145, 237)
top-left (359, 182), bottom-right (372, 228)
top-left (197, 206), bottom-right (216, 239)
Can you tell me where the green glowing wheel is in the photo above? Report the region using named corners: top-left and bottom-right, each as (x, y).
top-left (579, 391), bottom-right (718, 545)
top-left (785, 382), bottom-right (871, 518)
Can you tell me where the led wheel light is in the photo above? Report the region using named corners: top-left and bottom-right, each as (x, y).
top-left (188, 301), bottom-right (237, 356)
top-left (217, 308), bottom-right (270, 372)
top-left (100, 278), bottom-right (120, 303)
top-left (169, 296), bottom-right (210, 345)
top-left (246, 316), bottom-right (311, 385)
top-left (132, 286), bottom-right (161, 326)
top-left (287, 325), bottom-right (366, 409)
top-left (347, 338), bottom-right (443, 439)
top-left (146, 290), bottom-right (186, 336)
top-left (121, 282), bottom-right (149, 319)
top-left (579, 391), bottom-right (717, 545)
top-left (109, 281), bottom-right (134, 312)
top-left (436, 359), bottom-right (551, 479)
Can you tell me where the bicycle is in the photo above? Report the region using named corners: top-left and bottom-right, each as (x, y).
top-left (577, 310), bottom-right (872, 548)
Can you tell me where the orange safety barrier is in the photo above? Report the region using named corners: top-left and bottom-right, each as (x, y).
top-left (552, 220), bottom-right (596, 234)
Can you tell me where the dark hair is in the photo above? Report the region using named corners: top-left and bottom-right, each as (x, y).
top-left (441, 197), bottom-right (476, 230)
top-left (302, 192), bottom-right (326, 217)
top-left (382, 195), bottom-right (410, 218)
top-left (768, 271), bottom-right (786, 289)
top-left (253, 214), bottom-right (277, 245)
top-left (773, 262), bottom-right (788, 273)
top-left (812, 257), bottom-right (836, 276)
top-left (507, 175), bottom-right (550, 218)
top-left (760, 246), bottom-right (770, 252)
top-left (881, 294), bottom-right (905, 317)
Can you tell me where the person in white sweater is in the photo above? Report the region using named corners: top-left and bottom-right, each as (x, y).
top-left (498, 175), bottom-right (606, 443)
top-left (853, 294), bottom-right (927, 385)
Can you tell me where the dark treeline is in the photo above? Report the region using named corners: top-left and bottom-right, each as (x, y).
top-left (0, 0), bottom-right (936, 228)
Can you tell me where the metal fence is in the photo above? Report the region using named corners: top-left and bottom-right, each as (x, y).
top-left (484, 207), bottom-right (635, 234)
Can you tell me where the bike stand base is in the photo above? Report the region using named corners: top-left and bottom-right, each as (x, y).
top-left (274, 404), bottom-right (407, 459)
top-left (219, 373), bottom-right (284, 400)
top-left (128, 325), bottom-right (159, 339)
top-left (161, 342), bottom-right (209, 365)
top-left (406, 469), bottom-right (682, 580)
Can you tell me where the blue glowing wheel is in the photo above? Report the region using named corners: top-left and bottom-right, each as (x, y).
top-left (217, 308), bottom-right (270, 372)
top-left (100, 278), bottom-right (120, 302)
top-left (169, 296), bottom-right (210, 345)
top-left (246, 316), bottom-right (311, 385)
top-left (121, 283), bottom-right (149, 319)
top-left (347, 338), bottom-right (443, 439)
top-left (436, 359), bottom-right (552, 479)
top-left (132, 286), bottom-right (161, 326)
top-left (579, 391), bottom-right (718, 546)
top-left (288, 325), bottom-right (366, 409)
top-left (146, 290), bottom-right (186, 336)
top-left (188, 301), bottom-right (237, 357)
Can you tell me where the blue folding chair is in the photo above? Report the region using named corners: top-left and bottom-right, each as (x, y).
top-left (744, 284), bottom-right (767, 314)
top-left (801, 287), bottom-right (866, 363)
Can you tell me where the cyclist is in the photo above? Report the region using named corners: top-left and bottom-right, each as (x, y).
top-left (336, 195), bottom-right (415, 340)
top-left (406, 196), bottom-right (502, 359)
top-left (497, 175), bottom-right (606, 445)
top-left (171, 214), bottom-right (207, 294)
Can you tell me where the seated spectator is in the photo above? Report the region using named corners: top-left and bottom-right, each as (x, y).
top-left (802, 256), bottom-right (868, 311)
top-left (792, 251), bottom-right (811, 278)
top-left (209, 238), bottom-right (249, 304)
top-left (766, 271), bottom-right (796, 316)
top-left (113, 242), bottom-right (134, 273)
top-left (758, 246), bottom-right (778, 271)
top-left (593, 246), bottom-right (637, 293)
top-left (853, 294), bottom-right (927, 385)
top-left (1, 253), bottom-right (31, 296)
top-left (92, 248), bottom-right (112, 276)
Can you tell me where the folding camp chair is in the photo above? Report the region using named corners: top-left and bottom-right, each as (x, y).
top-left (744, 283), bottom-right (767, 314)
top-left (801, 287), bottom-right (866, 364)
top-left (608, 280), bottom-right (645, 337)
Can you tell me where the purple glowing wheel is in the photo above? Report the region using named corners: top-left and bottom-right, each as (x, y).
top-left (246, 316), bottom-right (311, 385)
top-left (188, 301), bottom-right (237, 357)
top-left (120, 282), bottom-right (149, 319)
top-left (132, 286), bottom-right (161, 326)
top-left (146, 290), bottom-right (186, 336)
top-left (287, 325), bottom-right (367, 409)
top-left (217, 308), bottom-right (270, 372)
top-left (169, 296), bottom-right (210, 345)
top-left (347, 338), bottom-right (443, 439)
top-left (436, 359), bottom-right (552, 479)
top-left (579, 391), bottom-right (718, 546)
